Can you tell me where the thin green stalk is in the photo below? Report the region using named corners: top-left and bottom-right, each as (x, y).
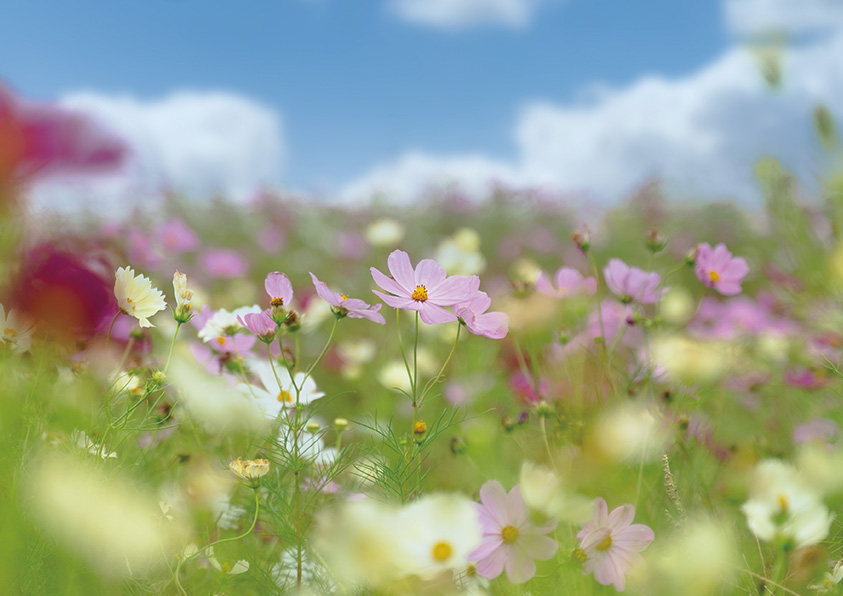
top-left (104, 311), bottom-right (120, 351)
top-left (163, 322), bottom-right (182, 375)
top-left (418, 323), bottom-right (462, 406)
top-left (302, 316), bottom-right (338, 387)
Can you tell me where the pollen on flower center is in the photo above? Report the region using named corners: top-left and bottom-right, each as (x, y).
top-left (432, 541), bottom-right (452, 561)
top-left (4, 328), bottom-right (16, 337)
top-left (216, 337), bottom-right (226, 345)
top-left (277, 390), bottom-right (293, 403)
top-left (709, 270), bottom-right (720, 282)
top-left (572, 548), bottom-right (587, 563)
top-left (340, 294), bottom-right (349, 301)
top-left (777, 494), bottom-right (789, 512)
top-left (412, 285), bottom-right (429, 302)
top-left (596, 535), bottom-right (613, 551)
top-left (501, 525), bottom-right (519, 543)
top-left (270, 297), bottom-right (285, 307)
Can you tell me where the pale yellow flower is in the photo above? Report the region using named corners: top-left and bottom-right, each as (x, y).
top-left (229, 458), bottom-right (270, 481)
top-left (172, 271), bottom-right (194, 323)
top-left (114, 266), bottom-right (166, 328)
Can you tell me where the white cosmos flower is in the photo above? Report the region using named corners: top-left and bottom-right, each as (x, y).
top-left (396, 493), bottom-right (481, 580)
top-left (0, 304), bottom-right (35, 353)
top-left (114, 266), bottom-right (166, 328)
top-left (206, 546), bottom-right (249, 574)
top-left (198, 305), bottom-right (260, 343)
top-left (240, 359), bottom-right (325, 419)
top-left (808, 560), bottom-right (843, 593)
top-left (172, 271), bottom-right (194, 322)
top-left (740, 459), bottom-right (833, 549)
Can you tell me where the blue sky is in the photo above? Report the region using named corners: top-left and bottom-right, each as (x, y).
top-left (2, 0), bottom-right (843, 210)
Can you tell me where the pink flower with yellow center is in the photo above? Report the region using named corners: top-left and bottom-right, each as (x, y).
top-left (370, 250), bottom-right (479, 325)
top-left (309, 273), bottom-right (385, 324)
top-left (577, 498), bottom-right (654, 592)
top-left (469, 480), bottom-right (558, 584)
top-left (694, 242), bottom-right (749, 296)
top-left (453, 291), bottom-right (508, 339)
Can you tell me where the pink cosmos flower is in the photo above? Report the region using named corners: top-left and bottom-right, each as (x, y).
top-left (157, 218), bottom-right (199, 253)
top-left (265, 272), bottom-right (294, 307)
top-left (694, 243), bottom-right (749, 296)
top-left (577, 498), bottom-right (654, 592)
top-left (370, 250), bottom-right (479, 325)
top-left (469, 480), bottom-right (558, 584)
top-left (237, 310), bottom-right (277, 342)
top-left (453, 291), bottom-right (508, 339)
top-left (535, 267), bottom-right (596, 298)
top-left (603, 259), bottom-right (662, 304)
top-left (309, 273), bottom-right (385, 324)
top-left (793, 418), bottom-right (840, 448)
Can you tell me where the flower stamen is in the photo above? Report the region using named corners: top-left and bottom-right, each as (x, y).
top-left (432, 541), bottom-right (452, 561)
top-left (411, 285), bottom-right (428, 302)
top-left (501, 525), bottom-right (519, 544)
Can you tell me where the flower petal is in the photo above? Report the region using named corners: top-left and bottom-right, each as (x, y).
top-left (387, 250), bottom-right (416, 293)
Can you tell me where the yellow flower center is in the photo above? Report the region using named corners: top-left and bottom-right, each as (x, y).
top-left (412, 285), bottom-right (429, 302)
top-left (572, 548), bottom-right (587, 563)
top-left (4, 328), bottom-right (16, 337)
top-left (777, 494), bottom-right (789, 512)
top-left (432, 541), bottom-right (452, 561)
top-left (466, 564), bottom-right (477, 577)
top-left (709, 270), bottom-right (720, 282)
top-left (216, 337), bottom-right (226, 345)
top-left (277, 390), bottom-right (293, 403)
top-left (270, 297), bottom-right (285, 307)
top-left (414, 420), bottom-right (427, 434)
top-left (501, 525), bottom-right (519, 544)
top-left (340, 294), bottom-right (349, 301)
top-left (221, 561), bottom-right (231, 573)
top-left (596, 535), bottom-right (613, 551)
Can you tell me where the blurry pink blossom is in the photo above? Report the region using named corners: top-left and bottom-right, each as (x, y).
top-left (535, 267), bottom-right (596, 299)
top-left (201, 249), bottom-right (248, 279)
top-left (469, 481), bottom-right (558, 584)
top-left (793, 418), bottom-right (840, 447)
top-left (370, 249), bottom-right (479, 325)
top-left (603, 259), bottom-right (662, 304)
top-left (694, 243), bottom-right (749, 296)
top-left (157, 219), bottom-right (199, 253)
top-left (258, 225), bottom-right (286, 253)
top-left (237, 310), bottom-right (277, 342)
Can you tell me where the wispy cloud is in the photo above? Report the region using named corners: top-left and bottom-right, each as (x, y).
top-left (387, 0), bottom-right (545, 30)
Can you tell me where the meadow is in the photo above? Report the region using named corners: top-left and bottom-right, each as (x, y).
top-left (2, 112), bottom-right (843, 596)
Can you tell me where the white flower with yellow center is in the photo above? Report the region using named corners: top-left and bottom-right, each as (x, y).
top-left (741, 459), bottom-right (833, 549)
top-left (114, 266), bottom-right (166, 328)
top-left (396, 493), bottom-right (481, 580)
top-left (0, 304), bottom-right (35, 353)
top-left (239, 359), bottom-right (325, 419)
top-left (198, 305), bottom-right (260, 344)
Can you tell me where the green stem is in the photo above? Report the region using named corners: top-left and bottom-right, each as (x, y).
top-left (413, 312), bottom-right (420, 401)
top-left (301, 317), bottom-right (338, 387)
top-left (163, 322), bottom-right (182, 375)
top-left (418, 323), bottom-right (462, 406)
top-left (268, 342), bottom-right (283, 391)
top-left (104, 311), bottom-right (120, 351)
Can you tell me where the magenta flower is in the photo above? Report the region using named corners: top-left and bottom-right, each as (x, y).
top-left (370, 250), bottom-right (479, 325)
top-left (535, 267), bottom-right (596, 298)
top-left (237, 309), bottom-right (277, 343)
top-left (577, 498), bottom-right (654, 591)
top-left (469, 481), bottom-right (558, 584)
top-left (265, 272), bottom-right (294, 306)
top-left (694, 242), bottom-right (749, 296)
top-left (309, 273), bottom-right (385, 324)
top-left (603, 259), bottom-right (662, 304)
top-left (454, 291), bottom-right (508, 339)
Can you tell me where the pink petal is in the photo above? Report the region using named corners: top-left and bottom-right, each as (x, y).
top-left (387, 250), bottom-right (416, 293)
top-left (427, 275), bottom-right (480, 305)
top-left (372, 290), bottom-right (417, 310)
top-left (370, 267), bottom-right (407, 297)
top-left (614, 524), bottom-right (655, 550)
top-left (522, 534), bottom-right (558, 561)
top-left (607, 504), bottom-right (635, 531)
top-left (471, 312), bottom-right (509, 339)
top-left (478, 480), bottom-right (509, 527)
top-left (418, 302), bottom-right (457, 325)
top-left (475, 544), bottom-right (508, 580)
top-left (505, 543), bottom-right (537, 585)
top-left (505, 485), bottom-right (528, 527)
top-left (309, 273), bottom-right (342, 306)
top-left (535, 270), bottom-right (556, 295)
top-left (265, 272), bottom-right (293, 303)
top-left (414, 259), bottom-right (447, 288)
top-left (469, 535), bottom-right (505, 561)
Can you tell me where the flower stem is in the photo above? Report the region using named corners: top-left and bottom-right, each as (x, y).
top-left (163, 322), bottom-right (182, 375)
top-left (104, 311), bottom-right (120, 351)
top-left (301, 316), bottom-right (338, 387)
top-left (418, 322), bottom-right (461, 406)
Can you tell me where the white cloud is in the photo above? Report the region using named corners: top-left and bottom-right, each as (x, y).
top-left (388, 0), bottom-right (544, 29)
top-left (342, 32), bottom-right (843, 206)
top-left (30, 91), bottom-right (283, 214)
top-left (725, 0), bottom-right (843, 36)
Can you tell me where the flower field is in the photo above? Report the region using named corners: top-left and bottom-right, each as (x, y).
top-left (4, 101), bottom-right (843, 596)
